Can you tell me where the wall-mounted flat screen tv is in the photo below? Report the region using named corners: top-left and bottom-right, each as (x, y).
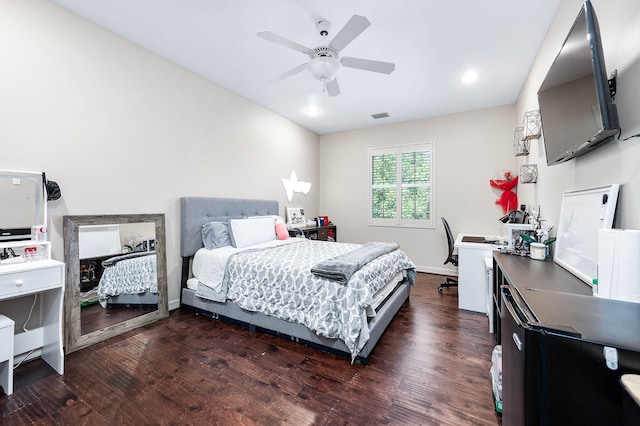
top-left (537, 0), bottom-right (620, 166)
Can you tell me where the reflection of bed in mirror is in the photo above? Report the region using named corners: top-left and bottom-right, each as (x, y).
top-left (97, 250), bottom-right (158, 307)
top-left (78, 223), bottom-right (158, 309)
top-left (180, 197), bottom-right (416, 364)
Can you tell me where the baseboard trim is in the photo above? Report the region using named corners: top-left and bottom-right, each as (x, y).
top-left (169, 298), bottom-right (181, 311)
top-left (414, 265), bottom-right (458, 276)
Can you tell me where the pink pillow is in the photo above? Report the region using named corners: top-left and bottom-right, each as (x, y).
top-left (275, 219), bottom-right (289, 240)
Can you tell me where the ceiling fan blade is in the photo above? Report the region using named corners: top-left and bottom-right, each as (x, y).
top-left (326, 78), bottom-right (340, 97)
top-left (268, 63), bottom-right (308, 83)
top-left (257, 31), bottom-right (312, 55)
top-left (341, 57), bottom-right (395, 74)
top-left (329, 15), bottom-right (371, 53)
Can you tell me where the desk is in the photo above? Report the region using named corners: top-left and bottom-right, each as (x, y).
top-left (0, 259), bottom-right (65, 394)
top-left (454, 234), bottom-right (500, 314)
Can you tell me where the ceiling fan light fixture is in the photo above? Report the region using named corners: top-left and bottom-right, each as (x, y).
top-left (308, 57), bottom-right (342, 83)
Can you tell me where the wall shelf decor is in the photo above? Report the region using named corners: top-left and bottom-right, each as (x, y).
top-left (513, 126), bottom-right (530, 156)
top-left (523, 110), bottom-right (542, 140)
top-left (520, 164), bottom-right (538, 184)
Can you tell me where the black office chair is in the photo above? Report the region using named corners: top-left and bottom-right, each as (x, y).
top-left (438, 217), bottom-right (459, 292)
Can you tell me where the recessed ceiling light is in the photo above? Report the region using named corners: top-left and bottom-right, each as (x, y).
top-left (304, 106), bottom-right (322, 116)
top-left (462, 70), bottom-right (479, 84)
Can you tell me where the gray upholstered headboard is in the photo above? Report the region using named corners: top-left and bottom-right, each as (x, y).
top-left (180, 196), bottom-right (279, 258)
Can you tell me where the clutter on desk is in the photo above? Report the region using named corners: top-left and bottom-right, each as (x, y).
top-left (0, 240), bottom-right (50, 265)
top-left (315, 216), bottom-right (330, 226)
top-left (497, 206), bottom-right (555, 260)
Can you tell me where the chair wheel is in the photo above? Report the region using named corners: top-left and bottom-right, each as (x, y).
top-left (437, 287), bottom-right (443, 292)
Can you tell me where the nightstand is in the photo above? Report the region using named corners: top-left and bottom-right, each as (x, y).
top-left (288, 225), bottom-right (337, 241)
top-left (0, 314), bottom-right (14, 395)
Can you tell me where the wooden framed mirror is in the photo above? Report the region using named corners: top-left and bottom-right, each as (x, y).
top-left (63, 214), bottom-right (168, 353)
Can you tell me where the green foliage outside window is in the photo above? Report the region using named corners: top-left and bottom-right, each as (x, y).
top-left (371, 153), bottom-right (397, 219)
top-left (401, 151), bottom-right (430, 220)
top-left (370, 144), bottom-right (434, 227)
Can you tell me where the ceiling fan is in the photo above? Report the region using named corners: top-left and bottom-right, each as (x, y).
top-left (257, 15), bottom-right (395, 96)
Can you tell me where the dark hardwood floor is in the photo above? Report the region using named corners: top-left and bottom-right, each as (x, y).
top-left (1, 273), bottom-right (502, 425)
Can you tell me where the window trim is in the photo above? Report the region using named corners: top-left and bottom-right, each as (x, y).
top-left (368, 142), bottom-right (436, 229)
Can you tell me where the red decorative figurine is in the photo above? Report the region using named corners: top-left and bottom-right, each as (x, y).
top-left (490, 172), bottom-right (519, 213)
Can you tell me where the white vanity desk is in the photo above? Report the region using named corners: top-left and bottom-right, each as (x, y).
top-left (0, 241), bottom-right (64, 395)
top-left (454, 234), bottom-right (502, 318)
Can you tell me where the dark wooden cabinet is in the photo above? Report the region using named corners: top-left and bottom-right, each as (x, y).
top-left (494, 253), bottom-right (640, 425)
top-left (289, 225), bottom-right (337, 241)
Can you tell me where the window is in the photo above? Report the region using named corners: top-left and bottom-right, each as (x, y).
top-left (369, 142), bottom-right (435, 228)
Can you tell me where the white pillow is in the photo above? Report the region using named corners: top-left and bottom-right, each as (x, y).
top-left (249, 214), bottom-right (286, 224)
top-left (228, 217), bottom-right (276, 248)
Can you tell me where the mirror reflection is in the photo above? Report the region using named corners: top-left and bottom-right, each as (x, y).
top-left (0, 170), bottom-right (45, 241)
top-left (78, 222), bottom-right (158, 335)
top-left (64, 214), bottom-right (168, 353)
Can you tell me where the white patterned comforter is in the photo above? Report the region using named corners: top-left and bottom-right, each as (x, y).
top-left (98, 253), bottom-right (158, 308)
top-left (195, 239), bottom-right (415, 359)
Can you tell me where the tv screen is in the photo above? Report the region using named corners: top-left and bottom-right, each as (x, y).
top-left (537, 0), bottom-right (619, 166)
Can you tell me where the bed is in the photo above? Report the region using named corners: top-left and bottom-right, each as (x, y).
top-left (97, 251), bottom-right (159, 308)
top-left (180, 196), bottom-right (415, 363)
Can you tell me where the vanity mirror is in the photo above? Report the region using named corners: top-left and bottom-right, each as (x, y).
top-left (0, 170), bottom-right (45, 241)
top-left (63, 214), bottom-right (168, 353)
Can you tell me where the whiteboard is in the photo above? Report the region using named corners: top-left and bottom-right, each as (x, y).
top-left (554, 184), bottom-right (619, 285)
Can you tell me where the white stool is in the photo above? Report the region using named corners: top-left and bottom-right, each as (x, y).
top-left (0, 315), bottom-right (14, 395)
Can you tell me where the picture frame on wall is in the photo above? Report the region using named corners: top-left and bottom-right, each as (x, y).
top-left (286, 207), bottom-right (305, 227)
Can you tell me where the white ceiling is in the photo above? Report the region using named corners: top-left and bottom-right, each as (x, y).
top-left (51, 0), bottom-right (561, 135)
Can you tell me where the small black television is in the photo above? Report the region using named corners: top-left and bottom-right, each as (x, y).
top-left (537, 0), bottom-right (620, 166)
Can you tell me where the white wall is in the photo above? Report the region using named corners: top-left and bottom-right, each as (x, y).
top-left (0, 0), bottom-right (320, 307)
top-left (319, 105), bottom-right (515, 274)
top-left (516, 0), bottom-right (640, 230)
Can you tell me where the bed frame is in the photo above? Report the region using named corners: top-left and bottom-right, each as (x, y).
top-left (107, 292), bottom-right (158, 307)
top-left (179, 196), bottom-right (411, 363)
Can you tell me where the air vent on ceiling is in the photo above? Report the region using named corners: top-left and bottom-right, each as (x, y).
top-left (371, 112), bottom-right (390, 120)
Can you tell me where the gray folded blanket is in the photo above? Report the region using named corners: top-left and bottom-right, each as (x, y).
top-left (311, 242), bottom-right (400, 284)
